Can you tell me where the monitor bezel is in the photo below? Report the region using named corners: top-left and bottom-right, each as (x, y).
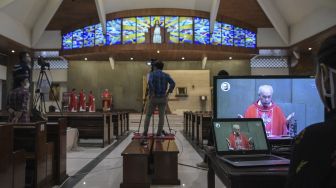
top-left (212, 118), bottom-right (271, 155)
top-left (213, 75), bottom-right (316, 119)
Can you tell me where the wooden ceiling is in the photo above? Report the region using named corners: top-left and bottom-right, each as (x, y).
top-left (217, 0), bottom-right (273, 28)
top-left (46, 0), bottom-right (99, 32)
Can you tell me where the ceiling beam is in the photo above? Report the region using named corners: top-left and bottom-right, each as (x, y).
top-left (257, 0), bottom-right (289, 45)
top-left (95, 0), bottom-right (106, 34)
top-left (31, 0), bottom-right (63, 47)
top-left (210, 0), bottom-right (220, 33)
top-left (0, 0), bottom-right (15, 8)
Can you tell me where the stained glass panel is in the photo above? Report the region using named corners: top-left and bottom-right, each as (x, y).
top-left (179, 17), bottom-right (193, 44)
top-left (122, 17), bottom-right (136, 44)
top-left (106, 19), bottom-right (121, 45)
top-left (194, 17), bottom-right (210, 45)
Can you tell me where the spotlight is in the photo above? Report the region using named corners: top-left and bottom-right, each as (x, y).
top-left (181, 57), bottom-right (185, 60)
top-left (84, 57), bottom-right (88, 61)
top-left (229, 57), bottom-right (232, 60)
top-left (11, 50), bottom-right (15, 53)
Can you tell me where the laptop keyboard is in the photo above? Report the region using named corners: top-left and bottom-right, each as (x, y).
top-left (225, 155), bottom-right (280, 162)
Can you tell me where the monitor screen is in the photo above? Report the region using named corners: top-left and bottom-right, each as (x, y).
top-left (213, 119), bottom-right (268, 153)
top-left (214, 76), bottom-right (325, 136)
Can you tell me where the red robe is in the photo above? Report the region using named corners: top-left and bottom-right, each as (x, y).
top-left (244, 100), bottom-right (287, 136)
top-left (228, 133), bottom-right (250, 150)
top-left (88, 93), bottom-right (95, 112)
top-left (69, 91), bottom-right (77, 112)
top-left (78, 91), bottom-right (86, 111)
top-left (101, 91), bottom-right (111, 110)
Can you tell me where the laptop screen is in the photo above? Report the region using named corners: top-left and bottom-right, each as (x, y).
top-left (213, 118), bottom-right (270, 155)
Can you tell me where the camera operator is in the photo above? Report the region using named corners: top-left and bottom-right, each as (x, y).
top-left (13, 52), bottom-right (32, 89)
top-left (7, 77), bottom-right (30, 123)
top-left (141, 59), bottom-right (175, 145)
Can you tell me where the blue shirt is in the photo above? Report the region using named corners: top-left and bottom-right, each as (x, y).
top-left (148, 70), bottom-right (175, 97)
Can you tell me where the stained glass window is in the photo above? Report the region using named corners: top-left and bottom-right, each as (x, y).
top-left (136, 16), bottom-right (150, 44)
top-left (62, 32), bottom-right (72, 50)
top-left (222, 23), bottom-right (234, 46)
top-left (164, 16), bottom-right (179, 44)
top-left (179, 17), bottom-right (193, 44)
top-left (194, 17), bottom-right (210, 45)
top-left (151, 16), bottom-right (164, 27)
top-left (72, 29), bottom-right (83, 49)
top-left (245, 30), bottom-right (256, 48)
top-left (106, 19), bottom-right (121, 45)
top-left (211, 22), bottom-right (221, 46)
top-left (234, 27), bottom-right (245, 47)
top-left (83, 25), bottom-right (95, 47)
top-left (95, 24), bottom-right (106, 46)
top-left (122, 17), bottom-right (136, 44)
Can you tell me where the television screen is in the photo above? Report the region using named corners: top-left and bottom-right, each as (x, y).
top-left (72, 29), bottom-right (83, 49)
top-left (211, 22), bottom-right (221, 46)
top-left (122, 17), bottom-right (136, 44)
top-left (136, 16), bottom-right (150, 44)
top-left (179, 17), bottom-right (193, 44)
top-left (214, 76), bottom-right (325, 136)
top-left (83, 25), bottom-right (95, 47)
top-left (222, 23), bottom-right (234, 46)
top-left (234, 27), bottom-right (245, 47)
top-left (194, 17), bottom-right (210, 45)
top-left (245, 30), bottom-right (256, 48)
top-left (165, 16), bottom-right (179, 44)
top-left (62, 32), bottom-right (72, 50)
top-left (106, 19), bottom-right (122, 45)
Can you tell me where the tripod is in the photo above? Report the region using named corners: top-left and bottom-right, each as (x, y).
top-left (33, 67), bottom-right (62, 115)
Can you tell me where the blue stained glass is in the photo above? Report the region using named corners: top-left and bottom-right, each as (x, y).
top-left (211, 22), bottom-right (221, 46)
top-left (72, 29), bottom-right (83, 49)
top-left (95, 24), bottom-right (106, 46)
top-left (106, 19), bottom-right (121, 45)
top-left (234, 27), bottom-right (245, 47)
top-left (62, 32), bottom-right (72, 50)
top-left (137, 16), bottom-right (150, 44)
top-left (151, 16), bottom-right (164, 27)
top-left (245, 30), bottom-right (256, 48)
top-left (222, 23), bottom-right (234, 46)
top-left (179, 17), bottom-right (193, 44)
top-left (165, 16), bottom-right (179, 44)
top-left (194, 17), bottom-right (210, 45)
top-left (83, 25), bottom-right (95, 47)
top-left (122, 17), bottom-right (136, 44)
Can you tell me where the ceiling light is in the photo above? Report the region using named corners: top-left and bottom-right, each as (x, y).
top-left (181, 57), bottom-right (185, 60)
top-left (229, 57), bottom-right (232, 60)
top-left (308, 47), bottom-right (312, 51)
top-left (84, 57), bottom-right (88, 61)
top-left (11, 50), bottom-right (15, 53)
top-left (130, 57), bottom-right (134, 60)
top-left (157, 50), bottom-right (160, 54)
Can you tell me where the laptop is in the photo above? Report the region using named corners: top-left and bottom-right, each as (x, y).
top-left (212, 118), bottom-right (290, 167)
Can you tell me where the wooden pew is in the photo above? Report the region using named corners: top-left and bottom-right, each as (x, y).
top-left (198, 113), bottom-right (212, 147)
top-left (13, 121), bottom-right (54, 188)
top-left (46, 118), bottom-right (67, 184)
top-left (0, 124), bottom-right (25, 188)
top-left (47, 112), bottom-right (110, 147)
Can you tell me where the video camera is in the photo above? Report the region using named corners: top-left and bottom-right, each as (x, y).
top-left (37, 57), bottom-right (50, 70)
top-left (147, 58), bottom-right (157, 72)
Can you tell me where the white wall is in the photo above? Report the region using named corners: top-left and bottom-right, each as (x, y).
top-left (33, 30), bottom-right (62, 49)
top-left (257, 28), bottom-right (288, 47)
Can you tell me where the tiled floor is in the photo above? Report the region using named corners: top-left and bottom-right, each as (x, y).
top-left (58, 114), bottom-right (225, 188)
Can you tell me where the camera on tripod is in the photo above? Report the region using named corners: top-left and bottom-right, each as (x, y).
top-left (37, 57), bottom-right (50, 70)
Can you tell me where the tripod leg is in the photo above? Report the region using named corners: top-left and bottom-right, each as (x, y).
top-left (137, 86), bottom-right (149, 133)
top-left (43, 71), bottom-right (63, 114)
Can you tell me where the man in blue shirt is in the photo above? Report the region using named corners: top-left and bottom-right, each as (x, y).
top-left (142, 60), bottom-right (175, 144)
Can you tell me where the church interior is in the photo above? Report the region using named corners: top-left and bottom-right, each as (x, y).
top-left (0, 0), bottom-right (336, 188)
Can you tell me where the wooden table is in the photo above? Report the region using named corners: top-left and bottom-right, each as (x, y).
top-left (206, 148), bottom-right (289, 188)
top-left (121, 140), bottom-right (151, 188)
top-left (152, 140), bottom-right (180, 185)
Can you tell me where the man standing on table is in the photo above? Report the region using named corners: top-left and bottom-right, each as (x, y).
top-left (141, 60), bottom-right (175, 145)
